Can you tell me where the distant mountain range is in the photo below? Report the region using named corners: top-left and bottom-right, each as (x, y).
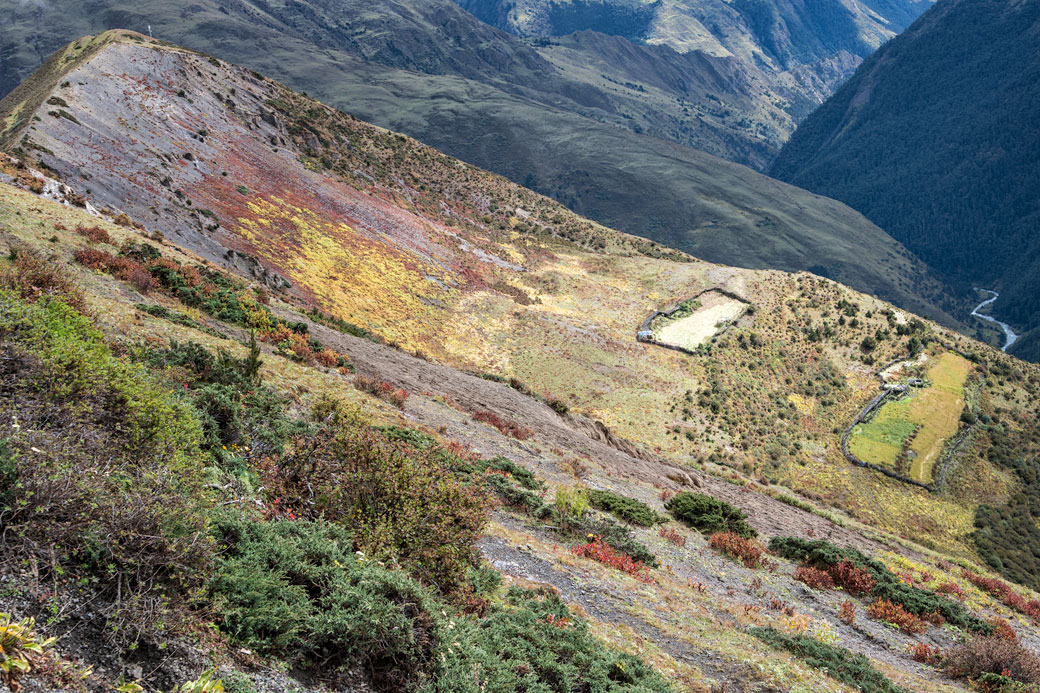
top-left (0, 0), bottom-right (964, 328)
top-left (771, 0), bottom-right (1040, 361)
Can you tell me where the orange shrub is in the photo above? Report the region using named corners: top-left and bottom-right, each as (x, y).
top-left (794, 565), bottom-right (834, 590)
top-left (709, 531), bottom-right (764, 568)
top-left (868, 598), bottom-right (927, 635)
top-left (989, 618), bottom-right (1019, 642)
top-left (315, 348), bottom-right (339, 367)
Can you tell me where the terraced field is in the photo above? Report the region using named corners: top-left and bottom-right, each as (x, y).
top-left (849, 352), bottom-right (972, 484)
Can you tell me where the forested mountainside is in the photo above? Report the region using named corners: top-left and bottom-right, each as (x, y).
top-left (0, 0), bottom-right (968, 329)
top-left (2, 30), bottom-right (1040, 692)
top-left (770, 0), bottom-right (1040, 362)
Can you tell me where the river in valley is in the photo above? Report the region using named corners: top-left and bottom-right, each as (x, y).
top-left (971, 289), bottom-right (1019, 351)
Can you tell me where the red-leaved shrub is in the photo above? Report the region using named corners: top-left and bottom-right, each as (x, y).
top-left (74, 223), bottom-right (111, 244)
top-left (829, 559), bottom-right (876, 596)
top-left (963, 570), bottom-right (1040, 621)
top-left (571, 536), bottom-right (656, 584)
top-left (709, 531), bottom-right (763, 568)
top-left (3, 249), bottom-right (86, 312)
top-left (659, 527), bottom-right (686, 548)
top-left (906, 642), bottom-right (942, 666)
top-left (353, 374), bottom-right (410, 409)
top-left (795, 564), bottom-right (834, 590)
top-left (839, 600), bottom-right (856, 625)
top-left (472, 410), bottom-right (533, 440)
top-left (935, 581), bottom-right (966, 601)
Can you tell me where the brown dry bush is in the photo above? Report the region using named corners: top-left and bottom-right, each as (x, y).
top-left (944, 635), bottom-right (1040, 685)
top-left (1, 249), bottom-right (86, 312)
top-left (74, 223), bottom-right (111, 244)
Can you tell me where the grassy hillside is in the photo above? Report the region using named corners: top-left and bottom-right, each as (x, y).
top-left (770, 0), bottom-right (1040, 361)
top-left (0, 2), bottom-right (969, 331)
top-left (2, 34), bottom-right (1040, 691)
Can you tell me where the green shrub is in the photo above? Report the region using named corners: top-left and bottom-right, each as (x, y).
top-left (588, 489), bottom-right (659, 526)
top-left (485, 474), bottom-right (545, 513)
top-left (142, 338), bottom-right (306, 457)
top-left (665, 492), bottom-right (756, 538)
top-left (749, 627), bottom-right (906, 693)
top-left (768, 536), bottom-right (990, 633)
top-left (480, 456), bottom-right (539, 490)
top-left (555, 486), bottom-right (590, 524)
top-left (211, 515), bottom-right (671, 692)
top-left (376, 425), bottom-right (437, 451)
top-left (210, 514), bottom-right (441, 690)
top-left (435, 587), bottom-right (673, 693)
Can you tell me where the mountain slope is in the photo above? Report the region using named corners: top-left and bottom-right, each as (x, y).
top-left (0, 9), bottom-right (967, 330)
top-left (2, 31), bottom-right (1040, 692)
top-left (770, 0), bottom-right (1040, 360)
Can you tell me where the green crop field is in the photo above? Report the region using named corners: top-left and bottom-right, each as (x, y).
top-left (849, 352), bottom-right (971, 484)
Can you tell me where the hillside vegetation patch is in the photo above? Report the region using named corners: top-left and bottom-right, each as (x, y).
top-left (665, 492), bottom-right (756, 538)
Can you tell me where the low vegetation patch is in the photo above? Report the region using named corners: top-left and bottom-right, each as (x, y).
top-left (571, 537), bottom-right (656, 584)
top-left (354, 374), bottom-right (410, 408)
top-left (471, 410), bottom-right (533, 440)
top-left (867, 599), bottom-right (928, 635)
top-left (665, 492), bottom-right (756, 538)
top-left (769, 537), bottom-right (990, 633)
top-left (794, 565), bottom-right (834, 590)
top-left (587, 489), bottom-right (659, 526)
top-left (749, 627), bottom-right (906, 693)
top-left (962, 570), bottom-right (1040, 621)
top-left (136, 302), bottom-right (227, 339)
top-left (258, 404), bottom-right (492, 596)
top-left (0, 291), bottom-right (212, 642)
top-left (709, 532), bottom-right (764, 568)
top-left (943, 635), bottom-right (1040, 688)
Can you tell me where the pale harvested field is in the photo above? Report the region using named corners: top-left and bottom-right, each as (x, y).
top-left (656, 291), bottom-right (746, 351)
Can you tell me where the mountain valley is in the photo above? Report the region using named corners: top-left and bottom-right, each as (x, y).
top-left (0, 30), bottom-right (1039, 692)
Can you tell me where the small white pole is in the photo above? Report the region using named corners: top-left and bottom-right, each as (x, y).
top-left (147, 25), bottom-right (153, 37)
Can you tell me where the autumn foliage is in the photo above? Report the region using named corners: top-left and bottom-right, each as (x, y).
top-left (867, 598), bottom-right (927, 635)
top-left (472, 410), bottom-right (533, 440)
top-left (794, 565), bottom-right (834, 590)
top-left (709, 531), bottom-right (764, 568)
top-left (353, 374), bottom-right (410, 409)
top-left (571, 536), bottom-right (656, 584)
top-left (963, 570), bottom-right (1040, 621)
